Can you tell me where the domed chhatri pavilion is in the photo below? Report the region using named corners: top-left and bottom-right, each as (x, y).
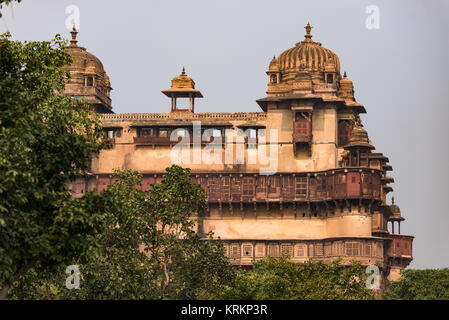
top-left (62, 26), bottom-right (112, 113)
top-left (67, 24), bottom-right (413, 284)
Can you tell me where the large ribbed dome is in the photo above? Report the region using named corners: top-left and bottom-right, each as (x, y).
top-left (276, 23), bottom-right (340, 74)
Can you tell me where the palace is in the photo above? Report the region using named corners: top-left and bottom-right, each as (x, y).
top-left (65, 24), bottom-right (413, 283)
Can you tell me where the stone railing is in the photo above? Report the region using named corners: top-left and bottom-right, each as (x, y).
top-left (101, 112), bottom-right (267, 121)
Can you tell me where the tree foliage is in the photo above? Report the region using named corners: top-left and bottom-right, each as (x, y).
top-left (205, 256), bottom-right (376, 300)
top-left (0, 33), bottom-right (109, 299)
top-left (383, 269), bottom-right (449, 300)
top-left (9, 166), bottom-right (236, 300)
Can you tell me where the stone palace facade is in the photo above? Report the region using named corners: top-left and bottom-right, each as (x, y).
top-left (64, 24), bottom-right (413, 283)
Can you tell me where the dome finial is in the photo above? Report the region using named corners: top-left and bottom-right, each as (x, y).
top-left (70, 25), bottom-right (78, 47)
top-left (304, 22), bottom-right (313, 41)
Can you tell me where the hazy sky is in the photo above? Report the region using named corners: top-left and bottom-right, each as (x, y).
top-left (1, 0), bottom-right (448, 269)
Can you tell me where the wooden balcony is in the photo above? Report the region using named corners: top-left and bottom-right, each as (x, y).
top-left (387, 234), bottom-right (413, 259)
top-left (84, 168), bottom-right (383, 203)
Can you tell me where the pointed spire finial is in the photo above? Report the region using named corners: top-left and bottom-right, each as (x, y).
top-left (344, 71), bottom-right (347, 78)
top-left (181, 66), bottom-right (186, 75)
top-left (392, 196), bottom-right (395, 205)
top-left (70, 25), bottom-right (78, 47)
top-left (304, 22), bottom-right (313, 41)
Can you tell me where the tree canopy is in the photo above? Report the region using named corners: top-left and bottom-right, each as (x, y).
top-left (204, 256), bottom-right (376, 300)
top-left (383, 269), bottom-right (449, 300)
top-left (0, 32), bottom-right (110, 299)
top-left (8, 166), bottom-right (236, 300)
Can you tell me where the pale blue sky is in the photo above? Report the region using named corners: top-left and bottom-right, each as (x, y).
top-left (1, 0), bottom-right (448, 269)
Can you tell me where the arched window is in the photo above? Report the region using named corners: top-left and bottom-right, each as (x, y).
top-left (86, 76), bottom-right (93, 86)
top-left (326, 74), bottom-right (333, 84)
top-left (270, 74), bottom-right (277, 84)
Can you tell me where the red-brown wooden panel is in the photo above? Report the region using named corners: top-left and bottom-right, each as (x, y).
top-left (338, 121), bottom-right (351, 146)
top-left (295, 176), bottom-right (307, 199)
top-left (293, 120), bottom-right (311, 136)
top-left (141, 177), bottom-right (156, 191)
top-left (231, 176), bottom-right (242, 202)
top-left (309, 177), bottom-right (317, 199)
top-left (335, 173), bottom-right (346, 198)
top-left (208, 176), bottom-right (221, 201)
top-left (388, 236), bottom-right (413, 257)
top-left (281, 175), bottom-right (295, 201)
top-left (361, 173), bottom-right (372, 196)
top-left (267, 176), bottom-right (280, 199)
top-left (372, 175), bottom-right (380, 199)
top-left (347, 172), bottom-right (361, 197)
top-left (73, 178), bottom-right (85, 194)
top-left (326, 175), bottom-right (335, 199)
top-left (316, 175), bottom-right (327, 199)
top-left (242, 176), bottom-right (255, 201)
top-left (255, 176), bottom-right (267, 200)
top-left (221, 176), bottom-right (231, 201)
top-left (97, 177), bottom-right (111, 193)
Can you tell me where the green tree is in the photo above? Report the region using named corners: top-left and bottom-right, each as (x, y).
top-left (9, 166), bottom-right (236, 300)
top-left (0, 33), bottom-right (110, 299)
top-left (207, 256), bottom-right (376, 300)
top-left (383, 269), bottom-right (449, 300)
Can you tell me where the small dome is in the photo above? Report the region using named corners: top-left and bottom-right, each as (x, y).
top-left (345, 116), bottom-right (374, 149)
top-left (268, 56), bottom-right (280, 72)
top-left (389, 197), bottom-right (405, 221)
top-left (338, 71), bottom-right (355, 101)
top-left (277, 23), bottom-right (340, 75)
top-left (171, 67), bottom-right (195, 89)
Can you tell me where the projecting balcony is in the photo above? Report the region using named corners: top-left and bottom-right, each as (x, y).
top-left (79, 168), bottom-right (384, 204)
top-left (387, 234), bottom-right (413, 260)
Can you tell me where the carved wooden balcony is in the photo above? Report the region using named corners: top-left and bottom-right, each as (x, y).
top-left (387, 234), bottom-right (413, 260)
top-left (81, 168), bottom-right (384, 204)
